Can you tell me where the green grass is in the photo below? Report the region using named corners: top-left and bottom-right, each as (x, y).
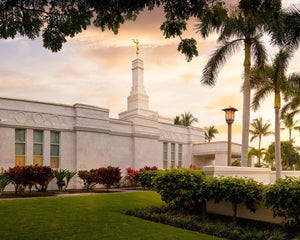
top-left (0, 192), bottom-right (221, 240)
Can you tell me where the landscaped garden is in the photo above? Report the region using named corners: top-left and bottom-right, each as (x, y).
top-left (0, 192), bottom-right (219, 240)
top-left (1, 165), bottom-right (300, 239)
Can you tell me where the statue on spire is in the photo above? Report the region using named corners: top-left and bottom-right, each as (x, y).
top-left (132, 38), bottom-right (139, 55)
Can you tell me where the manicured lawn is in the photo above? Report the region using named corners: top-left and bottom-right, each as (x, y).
top-left (0, 192), bottom-right (221, 240)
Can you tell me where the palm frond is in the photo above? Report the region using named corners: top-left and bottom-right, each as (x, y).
top-left (249, 65), bottom-right (271, 89)
top-left (250, 135), bottom-right (257, 142)
top-left (202, 39), bottom-right (243, 86)
top-left (281, 6), bottom-right (300, 49)
top-left (272, 49), bottom-right (292, 85)
top-left (251, 35), bottom-right (267, 68)
top-left (252, 86), bottom-right (274, 111)
top-left (217, 17), bottom-right (239, 42)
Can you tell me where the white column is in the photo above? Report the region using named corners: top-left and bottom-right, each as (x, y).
top-left (167, 142), bottom-right (171, 168)
top-left (175, 143), bottom-right (178, 167)
top-left (26, 129), bottom-right (33, 165)
top-left (43, 130), bottom-right (50, 166)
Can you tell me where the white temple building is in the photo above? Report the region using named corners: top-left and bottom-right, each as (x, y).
top-left (0, 56), bottom-right (247, 179)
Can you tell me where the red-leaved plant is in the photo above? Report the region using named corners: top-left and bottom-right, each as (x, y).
top-left (5, 165), bottom-right (54, 194)
top-left (125, 168), bottom-right (140, 185)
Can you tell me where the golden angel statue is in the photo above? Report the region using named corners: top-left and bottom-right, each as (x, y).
top-left (132, 38), bottom-right (139, 55)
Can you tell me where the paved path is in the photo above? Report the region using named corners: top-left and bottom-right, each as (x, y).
top-left (0, 189), bottom-right (144, 201)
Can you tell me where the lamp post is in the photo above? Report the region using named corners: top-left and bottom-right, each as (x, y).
top-left (222, 107), bottom-right (238, 166)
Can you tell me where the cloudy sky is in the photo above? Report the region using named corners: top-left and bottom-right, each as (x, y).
top-left (0, 1), bottom-right (300, 148)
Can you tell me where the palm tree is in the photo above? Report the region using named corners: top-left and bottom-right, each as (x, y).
top-left (196, 0), bottom-right (282, 166)
top-left (248, 147), bottom-right (266, 167)
top-left (180, 112), bottom-right (198, 127)
top-left (174, 116), bottom-right (182, 125)
top-left (204, 126), bottom-right (219, 143)
top-left (249, 117), bottom-right (273, 164)
top-left (264, 151), bottom-right (275, 168)
top-left (251, 49), bottom-right (297, 179)
top-left (270, 6), bottom-right (300, 51)
top-left (281, 72), bottom-right (300, 118)
top-left (281, 113), bottom-right (300, 142)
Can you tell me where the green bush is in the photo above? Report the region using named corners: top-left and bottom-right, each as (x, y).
top-left (213, 177), bottom-right (263, 222)
top-left (139, 170), bottom-right (158, 188)
top-left (154, 169), bottom-right (206, 211)
top-left (125, 206), bottom-right (288, 240)
top-left (0, 169), bottom-right (10, 194)
top-left (265, 176), bottom-right (300, 227)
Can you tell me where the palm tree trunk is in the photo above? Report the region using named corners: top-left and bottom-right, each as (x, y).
top-left (258, 136), bottom-right (261, 165)
top-left (275, 91), bottom-right (281, 180)
top-left (241, 41), bottom-right (251, 167)
top-left (289, 127), bottom-right (292, 142)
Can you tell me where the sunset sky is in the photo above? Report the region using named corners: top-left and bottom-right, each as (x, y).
top-left (0, 1), bottom-right (299, 148)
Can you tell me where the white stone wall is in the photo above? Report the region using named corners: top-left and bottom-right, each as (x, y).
top-left (0, 127), bottom-right (14, 169)
top-left (0, 97), bottom-right (205, 177)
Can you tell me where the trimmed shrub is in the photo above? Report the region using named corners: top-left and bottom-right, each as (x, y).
top-left (154, 169), bottom-right (206, 210)
top-left (139, 170), bottom-right (158, 188)
top-left (214, 177), bottom-right (263, 222)
top-left (265, 176), bottom-right (300, 227)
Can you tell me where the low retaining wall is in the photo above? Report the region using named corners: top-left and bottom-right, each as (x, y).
top-left (203, 165), bottom-right (300, 184)
top-left (202, 165), bottom-right (300, 224)
top-left (206, 201), bottom-right (284, 224)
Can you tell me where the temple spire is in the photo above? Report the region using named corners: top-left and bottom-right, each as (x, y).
top-left (127, 58), bottom-right (149, 110)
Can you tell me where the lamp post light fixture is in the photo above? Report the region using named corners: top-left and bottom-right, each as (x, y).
top-left (222, 107), bottom-right (238, 166)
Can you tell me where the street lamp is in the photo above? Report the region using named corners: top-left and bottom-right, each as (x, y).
top-left (222, 107), bottom-right (238, 166)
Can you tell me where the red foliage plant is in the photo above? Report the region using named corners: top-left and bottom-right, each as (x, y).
top-left (95, 166), bottom-right (122, 191)
top-left (5, 166), bottom-right (24, 194)
top-left (78, 166), bottom-right (121, 192)
top-left (125, 168), bottom-right (140, 185)
top-left (189, 164), bottom-right (202, 170)
top-left (78, 170), bottom-right (96, 191)
top-left (34, 166), bottom-right (54, 191)
top-left (5, 165), bottom-right (54, 194)
top-left (140, 166), bottom-right (158, 172)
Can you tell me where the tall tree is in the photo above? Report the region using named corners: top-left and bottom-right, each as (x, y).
top-left (249, 117), bottom-right (273, 164)
top-left (268, 141), bottom-right (300, 170)
top-left (263, 151), bottom-right (275, 168)
top-left (281, 72), bottom-right (300, 118)
top-left (204, 125), bottom-right (219, 142)
top-left (180, 112), bottom-right (198, 127)
top-left (280, 113), bottom-right (300, 142)
top-left (195, 0), bottom-right (283, 166)
top-left (251, 49), bottom-right (297, 179)
top-left (248, 147), bottom-right (266, 167)
top-left (270, 5), bottom-right (300, 51)
top-left (0, 0), bottom-right (225, 56)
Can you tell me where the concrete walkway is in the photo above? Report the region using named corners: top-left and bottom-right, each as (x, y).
top-left (0, 188), bottom-right (144, 201)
